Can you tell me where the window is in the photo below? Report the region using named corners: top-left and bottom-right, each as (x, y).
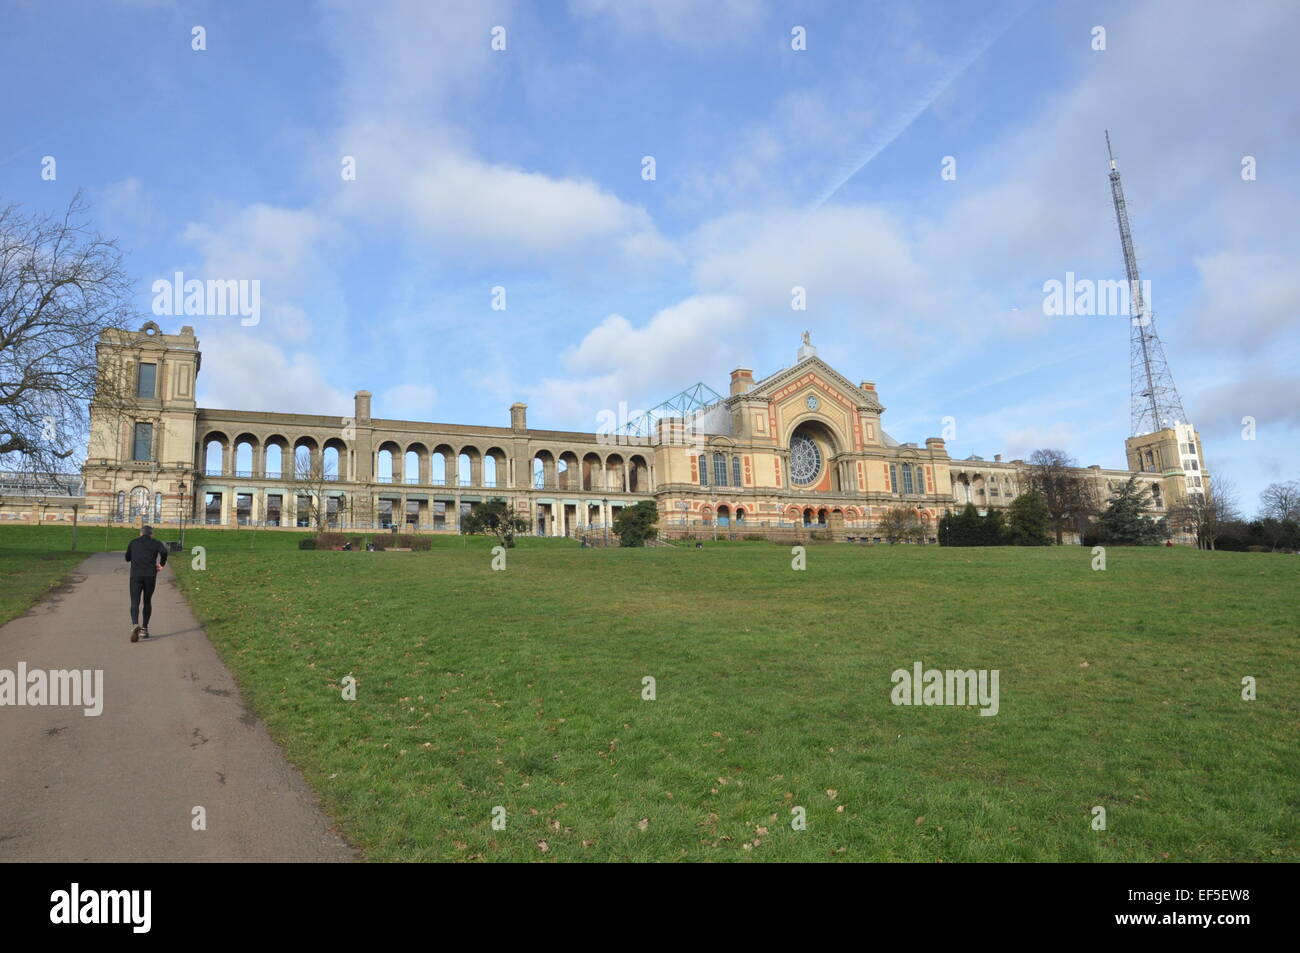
top-left (1193, 476), bottom-right (1202, 487)
top-left (732, 455), bottom-right (742, 488)
top-left (153, 492), bottom-right (163, 521)
top-left (889, 464), bottom-right (898, 494)
top-left (115, 491), bottom-right (125, 520)
top-left (790, 432), bottom-right (822, 486)
top-left (699, 453), bottom-right (708, 486)
top-left (713, 452), bottom-right (728, 486)
top-left (132, 422), bottom-right (154, 461)
top-left (901, 465), bottom-right (914, 495)
top-left (129, 487), bottom-right (148, 519)
top-left (267, 494), bottom-right (282, 526)
top-left (136, 362), bottom-right (157, 398)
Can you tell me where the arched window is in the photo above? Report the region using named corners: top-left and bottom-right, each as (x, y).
top-left (129, 487), bottom-right (148, 519)
top-left (699, 453), bottom-right (708, 486)
top-left (154, 492), bottom-right (163, 521)
top-left (889, 464), bottom-right (899, 494)
top-left (713, 452), bottom-right (727, 486)
top-left (115, 491), bottom-right (125, 521)
top-left (731, 455), bottom-right (742, 487)
top-left (735, 508), bottom-right (746, 524)
top-left (901, 465), bottom-right (915, 495)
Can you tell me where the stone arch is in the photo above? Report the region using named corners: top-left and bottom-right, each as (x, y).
top-left (404, 442), bottom-right (429, 484)
top-left (323, 436), bottom-right (347, 481)
top-left (581, 452), bottom-right (602, 491)
top-left (201, 431), bottom-right (230, 476)
top-left (457, 445), bottom-right (480, 486)
top-left (431, 443), bottom-right (454, 486)
top-left (628, 454), bottom-right (649, 493)
top-left (376, 440), bottom-right (402, 483)
top-left (293, 436), bottom-right (320, 478)
top-left (232, 433), bottom-right (258, 477)
top-left (557, 451), bottom-right (579, 491)
top-left (484, 446), bottom-right (508, 489)
top-left (603, 453), bottom-right (626, 492)
top-left (263, 435), bottom-right (289, 478)
top-left (532, 449), bottom-right (556, 489)
top-left (128, 485), bottom-right (149, 520)
top-left (787, 418), bottom-right (839, 491)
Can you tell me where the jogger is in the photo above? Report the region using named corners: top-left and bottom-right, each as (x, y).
top-left (125, 525), bottom-right (169, 642)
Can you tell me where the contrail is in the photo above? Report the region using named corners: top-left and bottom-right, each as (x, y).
top-left (810, 0), bottom-right (1034, 209)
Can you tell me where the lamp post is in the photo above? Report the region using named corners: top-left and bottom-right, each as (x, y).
top-left (179, 478), bottom-right (188, 548)
top-left (602, 497), bottom-right (609, 547)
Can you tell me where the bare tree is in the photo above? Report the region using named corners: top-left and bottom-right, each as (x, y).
top-left (1168, 475), bottom-right (1240, 550)
top-left (292, 454), bottom-right (336, 532)
top-left (1257, 480), bottom-right (1300, 551)
top-left (0, 192), bottom-right (137, 477)
top-left (1023, 449), bottom-right (1098, 544)
top-left (878, 506), bottom-right (925, 544)
top-left (1259, 480), bottom-right (1300, 522)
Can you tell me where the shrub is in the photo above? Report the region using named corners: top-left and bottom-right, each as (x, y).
top-left (315, 532), bottom-right (352, 549)
top-left (297, 538), bottom-right (316, 550)
top-left (391, 534), bottom-right (431, 551)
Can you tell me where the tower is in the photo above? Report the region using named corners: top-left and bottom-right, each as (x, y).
top-left (1107, 134), bottom-right (1208, 506)
top-left (83, 322), bottom-right (200, 524)
top-left (1106, 131), bottom-right (1188, 437)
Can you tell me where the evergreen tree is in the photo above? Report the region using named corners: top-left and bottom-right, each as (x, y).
top-left (1006, 491), bottom-right (1052, 546)
top-left (1097, 475), bottom-right (1167, 545)
top-left (612, 500), bottom-right (659, 547)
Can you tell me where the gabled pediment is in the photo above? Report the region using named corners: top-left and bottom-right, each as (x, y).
top-left (735, 356), bottom-right (883, 413)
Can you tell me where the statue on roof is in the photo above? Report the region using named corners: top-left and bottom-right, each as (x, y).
top-left (801, 330), bottom-right (811, 347)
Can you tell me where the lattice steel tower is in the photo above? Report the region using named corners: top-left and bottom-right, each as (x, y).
top-left (1106, 131), bottom-right (1188, 437)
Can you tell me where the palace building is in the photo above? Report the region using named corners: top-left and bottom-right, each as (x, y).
top-left (75, 322), bottom-right (1208, 542)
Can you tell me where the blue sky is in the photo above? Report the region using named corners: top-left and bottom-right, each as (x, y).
top-left (3, 0), bottom-right (1297, 512)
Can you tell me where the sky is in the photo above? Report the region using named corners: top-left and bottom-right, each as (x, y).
top-left (2, 0), bottom-right (1297, 513)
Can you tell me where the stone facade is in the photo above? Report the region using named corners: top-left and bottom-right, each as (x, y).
top-left (78, 323), bottom-right (1209, 541)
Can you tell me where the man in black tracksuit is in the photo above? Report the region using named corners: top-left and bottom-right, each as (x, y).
top-left (125, 525), bottom-right (169, 643)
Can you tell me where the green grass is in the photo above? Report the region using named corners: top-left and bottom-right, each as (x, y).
top-left (5, 526), bottom-right (1298, 861)
top-left (0, 523), bottom-right (304, 625)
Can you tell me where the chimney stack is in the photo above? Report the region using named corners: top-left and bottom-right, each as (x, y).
top-left (354, 390), bottom-right (372, 422)
top-left (510, 402), bottom-right (527, 430)
top-left (729, 368), bottom-right (754, 396)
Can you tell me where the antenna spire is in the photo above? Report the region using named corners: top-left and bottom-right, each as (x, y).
top-left (1106, 133), bottom-right (1188, 436)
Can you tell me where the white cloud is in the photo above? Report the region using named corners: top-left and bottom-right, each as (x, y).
top-left (526, 294), bottom-right (747, 423)
top-left (194, 329), bottom-right (351, 417)
top-left (335, 122), bottom-right (674, 260)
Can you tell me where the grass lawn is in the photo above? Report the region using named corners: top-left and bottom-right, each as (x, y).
top-left (5, 526), bottom-right (1297, 861)
top-left (0, 523), bottom-right (301, 625)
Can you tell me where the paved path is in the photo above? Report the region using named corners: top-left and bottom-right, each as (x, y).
top-left (0, 553), bottom-right (356, 862)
